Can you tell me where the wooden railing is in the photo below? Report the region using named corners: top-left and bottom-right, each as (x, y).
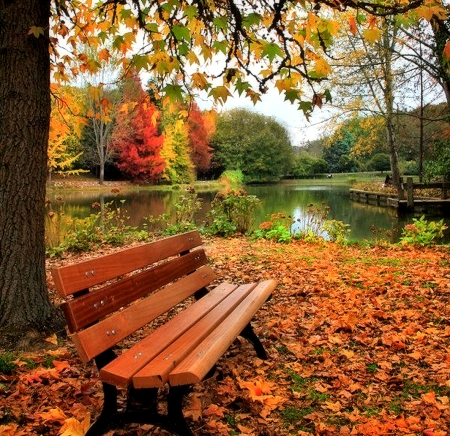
top-left (399, 177), bottom-right (450, 207)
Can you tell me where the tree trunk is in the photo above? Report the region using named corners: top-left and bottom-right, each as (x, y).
top-left (382, 24), bottom-right (401, 188)
top-left (0, 0), bottom-right (63, 348)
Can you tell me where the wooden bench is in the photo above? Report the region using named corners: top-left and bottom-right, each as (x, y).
top-left (51, 230), bottom-right (276, 436)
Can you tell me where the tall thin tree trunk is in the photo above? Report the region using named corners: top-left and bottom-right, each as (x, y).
top-left (0, 0), bottom-right (62, 346)
top-left (382, 24), bottom-right (401, 188)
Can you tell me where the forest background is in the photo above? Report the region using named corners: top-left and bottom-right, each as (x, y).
top-left (49, 7), bottom-right (450, 188)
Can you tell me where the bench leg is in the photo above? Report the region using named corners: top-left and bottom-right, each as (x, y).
top-left (85, 381), bottom-right (118, 436)
top-left (240, 322), bottom-right (268, 359)
top-left (167, 385), bottom-right (196, 436)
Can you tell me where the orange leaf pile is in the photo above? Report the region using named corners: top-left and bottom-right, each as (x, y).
top-left (2, 237), bottom-right (450, 435)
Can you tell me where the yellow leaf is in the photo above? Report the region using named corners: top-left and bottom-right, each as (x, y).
top-left (28, 26), bottom-right (44, 38)
top-left (41, 407), bottom-right (67, 423)
top-left (363, 28), bottom-right (381, 44)
top-left (313, 57), bottom-right (332, 77)
top-left (44, 333), bottom-right (58, 345)
top-left (191, 72), bottom-right (209, 90)
top-left (59, 415), bottom-right (90, 436)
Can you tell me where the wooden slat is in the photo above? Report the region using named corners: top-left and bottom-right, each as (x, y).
top-left (62, 249), bottom-right (208, 333)
top-left (168, 279), bottom-right (276, 386)
top-left (52, 230), bottom-right (202, 297)
top-left (71, 265), bottom-right (215, 363)
top-left (99, 283), bottom-right (239, 388)
top-left (132, 283), bottom-right (258, 389)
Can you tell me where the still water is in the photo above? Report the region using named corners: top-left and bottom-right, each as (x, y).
top-left (46, 181), bottom-right (417, 243)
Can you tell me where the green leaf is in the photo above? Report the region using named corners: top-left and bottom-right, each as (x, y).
top-left (185, 5), bottom-right (198, 20)
top-left (261, 42), bottom-right (284, 63)
top-left (113, 35), bottom-right (125, 50)
top-left (163, 84), bottom-right (184, 102)
top-left (213, 40), bottom-right (228, 54)
top-left (172, 25), bottom-right (190, 42)
top-left (178, 42), bottom-right (189, 56)
top-left (132, 54), bottom-right (150, 72)
top-left (213, 16), bottom-right (228, 31)
top-left (120, 8), bottom-right (132, 20)
top-left (145, 22), bottom-right (159, 33)
top-left (324, 89), bottom-right (332, 103)
top-left (356, 11), bottom-right (367, 24)
top-left (284, 89), bottom-right (301, 104)
top-left (299, 100), bottom-right (313, 114)
top-left (243, 12), bottom-right (262, 28)
top-left (235, 79), bottom-right (250, 96)
top-left (208, 86), bottom-right (232, 104)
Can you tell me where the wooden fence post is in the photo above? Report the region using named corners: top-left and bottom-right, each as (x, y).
top-left (398, 177), bottom-right (405, 200)
top-left (407, 177), bottom-right (414, 208)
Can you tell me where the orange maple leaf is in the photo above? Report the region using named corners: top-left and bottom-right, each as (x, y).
top-left (349, 17), bottom-right (357, 35)
top-left (52, 360), bottom-right (71, 372)
top-left (203, 404), bottom-right (226, 417)
top-left (444, 42), bottom-right (450, 62)
top-left (422, 391), bottom-right (437, 405)
top-left (240, 379), bottom-right (274, 401)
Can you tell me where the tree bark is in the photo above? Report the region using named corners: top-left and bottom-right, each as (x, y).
top-left (0, 0), bottom-right (62, 347)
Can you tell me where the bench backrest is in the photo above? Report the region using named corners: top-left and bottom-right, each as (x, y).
top-left (51, 230), bottom-right (216, 363)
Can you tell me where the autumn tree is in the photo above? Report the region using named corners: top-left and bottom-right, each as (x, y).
top-left (111, 74), bottom-right (164, 181)
top-left (160, 111), bottom-right (195, 184)
top-left (0, 0), bottom-right (447, 346)
top-left (75, 46), bottom-right (122, 184)
top-left (187, 102), bottom-right (213, 178)
top-left (47, 85), bottom-right (85, 181)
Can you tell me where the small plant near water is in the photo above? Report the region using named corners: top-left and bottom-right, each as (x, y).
top-left (400, 215), bottom-right (448, 247)
top-left (46, 196), bottom-right (145, 256)
top-left (322, 219), bottom-right (351, 244)
top-left (254, 203), bottom-right (351, 244)
top-left (145, 186), bottom-right (203, 235)
top-left (207, 189), bottom-right (261, 236)
top-left (254, 212), bottom-right (293, 243)
top-left (293, 202), bottom-right (330, 240)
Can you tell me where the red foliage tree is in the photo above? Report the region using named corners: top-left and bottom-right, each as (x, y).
top-left (187, 103), bottom-right (213, 176)
top-left (112, 75), bottom-right (164, 181)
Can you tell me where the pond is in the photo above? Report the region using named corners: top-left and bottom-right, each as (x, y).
top-left (46, 180), bottom-right (419, 245)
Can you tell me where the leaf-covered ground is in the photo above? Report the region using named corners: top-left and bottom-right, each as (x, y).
top-left (1, 238), bottom-right (450, 436)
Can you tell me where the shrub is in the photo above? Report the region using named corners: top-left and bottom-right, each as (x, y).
top-left (322, 219), bottom-right (351, 244)
top-left (145, 186), bottom-right (202, 236)
top-left (46, 199), bottom-right (144, 256)
top-left (207, 189), bottom-right (261, 236)
top-left (253, 212), bottom-right (293, 243)
top-left (400, 216), bottom-right (448, 247)
top-left (293, 202), bottom-right (330, 241)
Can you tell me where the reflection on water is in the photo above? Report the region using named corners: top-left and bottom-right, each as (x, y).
top-left (46, 181), bottom-right (446, 245)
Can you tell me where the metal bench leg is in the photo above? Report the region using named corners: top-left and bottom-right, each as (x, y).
top-left (167, 385), bottom-right (195, 436)
top-left (240, 322), bottom-right (268, 359)
top-left (85, 381), bottom-right (118, 436)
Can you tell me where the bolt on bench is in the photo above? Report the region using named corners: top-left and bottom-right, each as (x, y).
top-left (51, 230), bottom-right (276, 436)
